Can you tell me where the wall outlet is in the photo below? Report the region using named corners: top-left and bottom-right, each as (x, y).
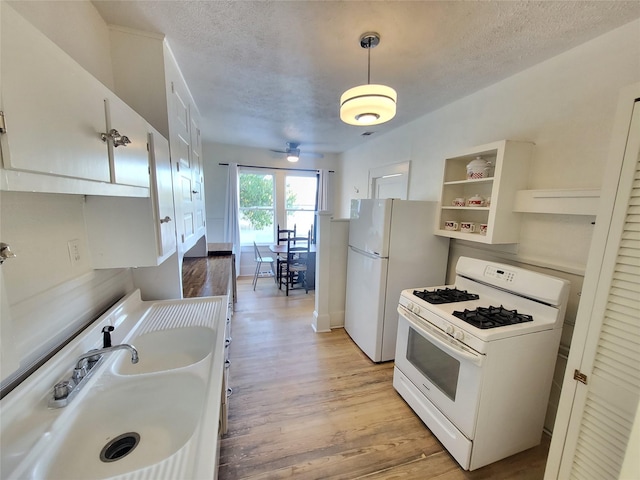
top-left (68, 239), bottom-right (81, 267)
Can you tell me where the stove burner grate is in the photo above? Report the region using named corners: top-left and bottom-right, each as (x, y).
top-left (453, 305), bottom-right (533, 329)
top-left (413, 287), bottom-right (479, 304)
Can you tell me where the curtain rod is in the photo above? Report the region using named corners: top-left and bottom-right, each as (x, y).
top-left (218, 163), bottom-right (334, 173)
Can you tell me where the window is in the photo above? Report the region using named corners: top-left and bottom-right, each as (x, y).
top-left (238, 169), bottom-right (317, 245)
top-left (239, 171), bottom-right (275, 244)
top-left (285, 175), bottom-right (317, 239)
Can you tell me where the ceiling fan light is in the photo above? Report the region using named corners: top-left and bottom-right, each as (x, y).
top-left (287, 153), bottom-right (299, 162)
top-left (340, 84), bottom-right (397, 126)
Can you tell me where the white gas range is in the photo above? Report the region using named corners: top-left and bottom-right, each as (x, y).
top-left (393, 256), bottom-right (570, 471)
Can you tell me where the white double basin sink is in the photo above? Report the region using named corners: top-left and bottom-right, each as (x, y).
top-left (0, 291), bottom-right (228, 480)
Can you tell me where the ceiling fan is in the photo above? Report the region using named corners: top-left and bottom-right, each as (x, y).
top-left (270, 142), bottom-right (323, 163)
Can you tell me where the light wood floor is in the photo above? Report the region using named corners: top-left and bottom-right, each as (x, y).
top-left (183, 258), bottom-right (550, 480)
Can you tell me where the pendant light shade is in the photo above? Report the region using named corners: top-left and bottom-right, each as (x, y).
top-left (340, 84), bottom-right (397, 125)
top-left (340, 32), bottom-right (397, 126)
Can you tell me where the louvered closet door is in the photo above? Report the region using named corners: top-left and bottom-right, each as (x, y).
top-left (556, 100), bottom-right (640, 480)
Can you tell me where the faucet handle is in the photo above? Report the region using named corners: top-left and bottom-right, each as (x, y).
top-left (72, 363), bottom-right (88, 383)
top-left (86, 349), bottom-right (102, 369)
top-left (53, 381), bottom-right (71, 400)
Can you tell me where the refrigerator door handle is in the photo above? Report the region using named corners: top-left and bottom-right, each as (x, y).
top-left (349, 245), bottom-right (384, 259)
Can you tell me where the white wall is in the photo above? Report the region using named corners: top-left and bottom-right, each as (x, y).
top-left (338, 19), bottom-right (640, 275)
top-left (0, 192), bottom-right (134, 389)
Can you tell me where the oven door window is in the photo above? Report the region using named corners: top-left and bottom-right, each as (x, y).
top-left (407, 327), bottom-right (460, 401)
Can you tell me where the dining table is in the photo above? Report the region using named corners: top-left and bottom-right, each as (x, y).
top-left (269, 243), bottom-right (317, 290)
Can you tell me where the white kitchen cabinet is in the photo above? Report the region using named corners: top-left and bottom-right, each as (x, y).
top-left (0, 4), bottom-right (150, 197)
top-left (435, 140), bottom-right (533, 244)
top-left (84, 129), bottom-right (177, 268)
top-left (0, 4), bottom-right (110, 183)
top-left (152, 132), bottom-right (178, 259)
top-left (108, 26), bottom-right (207, 254)
top-left (104, 96), bottom-right (150, 188)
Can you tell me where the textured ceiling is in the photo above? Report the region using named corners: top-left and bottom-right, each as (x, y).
top-left (91, 1), bottom-right (640, 156)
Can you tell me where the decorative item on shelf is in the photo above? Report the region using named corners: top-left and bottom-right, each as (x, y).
top-left (466, 156), bottom-right (491, 179)
top-left (486, 196), bottom-right (491, 207)
top-left (468, 194), bottom-right (485, 207)
top-left (479, 224), bottom-right (488, 236)
top-left (340, 32), bottom-right (397, 126)
top-left (452, 197), bottom-right (466, 207)
top-left (460, 221), bottom-right (476, 233)
top-left (444, 221), bottom-right (459, 231)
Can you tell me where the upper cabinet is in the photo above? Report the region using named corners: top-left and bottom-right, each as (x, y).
top-left (1, 4), bottom-right (110, 182)
top-left (104, 96), bottom-right (150, 188)
top-left (108, 26), bottom-right (206, 253)
top-left (84, 128), bottom-right (176, 268)
top-left (0, 4), bottom-right (149, 196)
top-left (435, 140), bottom-right (533, 244)
top-left (151, 132), bottom-right (178, 259)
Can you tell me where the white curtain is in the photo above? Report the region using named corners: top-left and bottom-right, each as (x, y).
top-left (316, 169), bottom-right (332, 213)
top-left (224, 163), bottom-right (241, 274)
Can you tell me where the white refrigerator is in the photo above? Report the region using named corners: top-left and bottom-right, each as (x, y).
top-left (344, 199), bottom-right (450, 362)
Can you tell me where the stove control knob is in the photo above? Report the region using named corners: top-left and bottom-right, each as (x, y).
top-left (413, 305), bottom-right (421, 315)
top-left (406, 302), bottom-right (414, 312)
top-left (454, 330), bottom-right (465, 341)
top-left (445, 325), bottom-right (454, 336)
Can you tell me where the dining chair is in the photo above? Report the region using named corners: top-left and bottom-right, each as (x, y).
top-left (278, 232), bottom-right (311, 296)
top-left (276, 224), bottom-right (296, 282)
top-left (277, 223), bottom-right (296, 243)
top-left (252, 242), bottom-right (276, 291)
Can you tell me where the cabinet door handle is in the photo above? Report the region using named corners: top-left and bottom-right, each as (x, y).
top-left (160, 216), bottom-right (172, 224)
top-left (100, 129), bottom-right (131, 148)
top-left (0, 242), bottom-right (17, 264)
top-left (192, 190), bottom-right (199, 194)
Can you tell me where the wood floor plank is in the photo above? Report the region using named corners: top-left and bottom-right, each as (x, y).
top-left (183, 259), bottom-right (550, 479)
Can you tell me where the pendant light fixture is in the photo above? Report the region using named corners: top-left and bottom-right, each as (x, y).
top-left (340, 32), bottom-right (397, 126)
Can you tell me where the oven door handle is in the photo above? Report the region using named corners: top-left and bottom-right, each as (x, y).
top-left (398, 306), bottom-right (484, 367)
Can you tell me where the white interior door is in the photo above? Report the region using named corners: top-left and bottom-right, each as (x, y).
top-left (368, 161), bottom-right (410, 200)
top-left (546, 92), bottom-right (640, 480)
top-left (373, 175), bottom-right (407, 199)
top-left (169, 81), bottom-right (194, 246)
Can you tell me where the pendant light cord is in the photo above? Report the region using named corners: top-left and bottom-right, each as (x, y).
top-left (367, 37), bottom-right (371, 85)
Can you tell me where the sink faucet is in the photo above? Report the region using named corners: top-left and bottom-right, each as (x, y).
top-left (75, 344), bottom-right (139, 369)
top-left (49, 336), bottom-right (139, 408)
